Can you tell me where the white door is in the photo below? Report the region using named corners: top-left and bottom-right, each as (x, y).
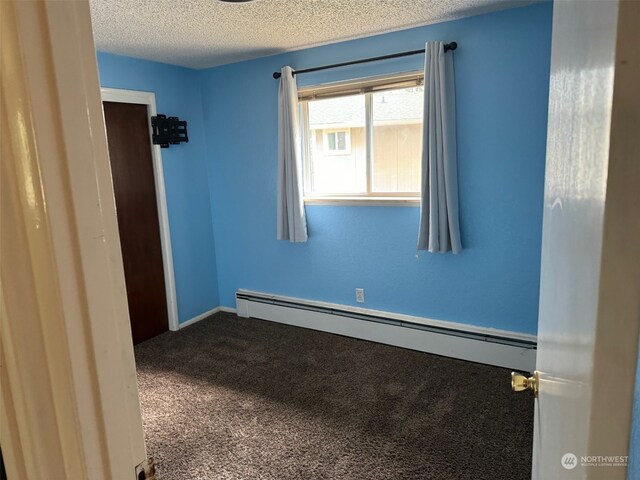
top-left (530, 0), bottom-right (640, 479)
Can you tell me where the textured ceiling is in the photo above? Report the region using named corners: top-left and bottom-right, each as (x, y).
top-left (90, 0), bottom-right (533, 69)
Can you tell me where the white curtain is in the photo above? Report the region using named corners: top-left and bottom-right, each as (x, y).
top-left (277, 66), bottom-right (308, 242)
top-left (417, 42), bottom-right (462, 253)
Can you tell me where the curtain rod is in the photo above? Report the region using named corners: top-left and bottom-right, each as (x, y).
top-left (272, 42), bottom-right (457, 79)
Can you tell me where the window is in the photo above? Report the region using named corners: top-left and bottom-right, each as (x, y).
top-left (299, 72), bottom-right (424, 202)
top-left (323, 130), bottom-right (351, 154)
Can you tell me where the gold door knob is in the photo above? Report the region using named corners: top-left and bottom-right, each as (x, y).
top-left (511, 371), bottom-right (539, 397)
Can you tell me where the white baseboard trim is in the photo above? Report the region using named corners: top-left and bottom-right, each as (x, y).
top-left (235, 289), bottom-right (536, 371)
top-left (179, 306), bottom-right (237, 329)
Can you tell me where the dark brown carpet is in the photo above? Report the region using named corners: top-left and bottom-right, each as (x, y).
top-left (134, 312), bottom-right (533, 480)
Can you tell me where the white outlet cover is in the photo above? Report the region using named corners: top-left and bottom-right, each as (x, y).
top-left (355, 288), bottom-right (365, 303)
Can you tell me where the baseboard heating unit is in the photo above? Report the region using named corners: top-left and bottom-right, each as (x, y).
top-left (235, 290), bottom-right (536, 371)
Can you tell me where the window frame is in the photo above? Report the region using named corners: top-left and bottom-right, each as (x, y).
top-left (299, 71), bottom-right (424, 206)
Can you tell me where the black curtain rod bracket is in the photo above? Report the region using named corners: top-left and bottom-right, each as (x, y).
top-left (272, 42), bottom-right (457, 79)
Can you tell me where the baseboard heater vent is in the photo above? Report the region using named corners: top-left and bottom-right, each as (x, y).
top-left (235, 290), bottom-right (537, 371)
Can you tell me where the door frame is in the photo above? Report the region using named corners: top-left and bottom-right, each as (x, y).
top-left (101, 87), bottom-right (179, 332)
top-left (2, 1), bottom-right (148, 477)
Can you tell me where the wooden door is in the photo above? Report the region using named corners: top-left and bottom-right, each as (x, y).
top-left (103, 101), bottom-right (169, 344)
top-left (531, 0), bottom-right (640, 478)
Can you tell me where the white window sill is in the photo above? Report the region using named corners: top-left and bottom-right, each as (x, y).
top-left (304, 196), bottom-right (420, 207)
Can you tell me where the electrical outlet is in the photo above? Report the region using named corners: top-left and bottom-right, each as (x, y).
top-left (355, 288), bottom-right (365, 303)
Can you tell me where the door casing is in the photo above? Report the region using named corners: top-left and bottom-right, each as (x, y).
top-left (1, 1), bottom-right (147, 478)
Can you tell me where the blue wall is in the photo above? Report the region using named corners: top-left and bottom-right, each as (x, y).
top-left (200, 2), bottom-right (552, 334)
top-left (96, 2), bottom-right (552, 334)
top-left (97, 53), bottom-right (219, 323)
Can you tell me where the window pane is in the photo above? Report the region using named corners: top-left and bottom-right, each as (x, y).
top-left (306, 95), bottom-right (366, 194)
top-left (371, 87), bottom-right (423, 193)
top-left (327, 132), bottom-right (336, 150)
